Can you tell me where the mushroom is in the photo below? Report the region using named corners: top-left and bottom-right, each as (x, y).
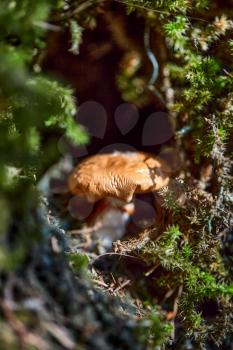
top-left (68, 151), bottom-right (171, 203)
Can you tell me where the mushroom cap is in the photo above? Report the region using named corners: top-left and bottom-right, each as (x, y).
top-left (68, 152), bottom-right (171, 202)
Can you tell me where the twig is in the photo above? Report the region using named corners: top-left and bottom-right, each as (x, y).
top-left (161, 287), bottom-right (177, 305)
top-left (92, 252), bottom-right (143, 264)
top-left (33, 21), bottom-right (61, 31)
top-left (93, 279), bottom-right (109, 288)
top-left (145, 263), bottom-right (160, 276)
top-left (114, 279), bottom-right (131, 293)
top-left (223, 69), bottom-right (233, 78)
top-left (173, 285), bottom-right (183, 317)
top-left (43, 322), bottom-right (75, 350)
top-left (67, 221), bottom-right (102, 235)
top-left (144, 24), bottom-right (159, 86)
top-left (114, 0), bottom-right (209, 22)
top-left (52, 0), bottom-right (99, 22)
top-left (171, 285), bottom-right (183, 340)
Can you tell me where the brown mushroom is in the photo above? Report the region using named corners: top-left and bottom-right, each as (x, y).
top-left (68, 151), bottom-right (171, 203)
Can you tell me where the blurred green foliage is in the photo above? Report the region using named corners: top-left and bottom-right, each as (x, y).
top-left (0, 0), bottom-right (88, 271)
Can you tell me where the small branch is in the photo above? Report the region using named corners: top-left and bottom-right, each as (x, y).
top-left (92, 252), bottom-right (143, 264)
top-left (145, 263), bottom-right (160, 276)
top-left (114, 279), bottom-right (131, 293)
top-left (52, 0), bottom-right (99, 22)
top-left (170, 285), bottom-right (183, 340)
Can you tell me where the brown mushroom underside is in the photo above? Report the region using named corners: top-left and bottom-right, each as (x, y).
top-left (68, 152), bottom-right (171, 202)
